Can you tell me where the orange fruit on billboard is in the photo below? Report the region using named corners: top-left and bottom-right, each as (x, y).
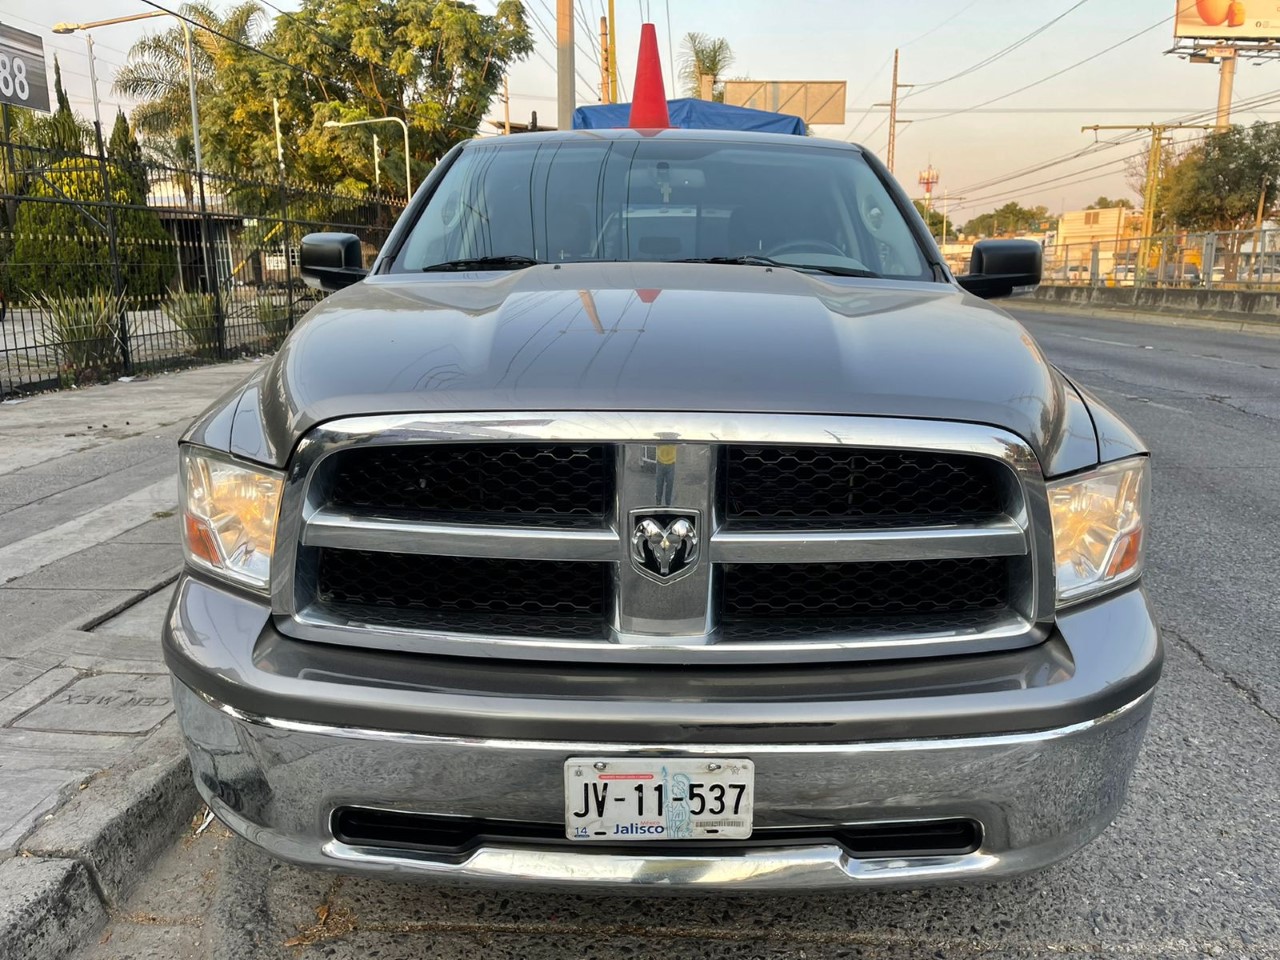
top-left (1227, 1), bottom-right (1246, 26)
top-left (1195, 0), bottom-right (1231, 23)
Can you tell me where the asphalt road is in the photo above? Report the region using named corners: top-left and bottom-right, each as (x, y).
top-left (77, 306), bottom-right (1280, 960)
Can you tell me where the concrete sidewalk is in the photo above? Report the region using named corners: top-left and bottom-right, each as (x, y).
top-left (0, 361), bottom-right (260, 960)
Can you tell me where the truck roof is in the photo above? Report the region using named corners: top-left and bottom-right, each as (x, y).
top-left (463, 127), bottom-right (870, 154)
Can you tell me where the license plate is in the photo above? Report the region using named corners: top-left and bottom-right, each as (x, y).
top-left (563, 758), bottom-right (754, 841)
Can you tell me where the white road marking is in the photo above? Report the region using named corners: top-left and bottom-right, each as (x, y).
top-left (0, 477), bottom-right (177, 584)
top-left (1074, 335), bottom-right (1139, 348)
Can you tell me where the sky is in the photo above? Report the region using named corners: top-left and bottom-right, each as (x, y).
top-left (6, 0), bottom-right (1280, 222)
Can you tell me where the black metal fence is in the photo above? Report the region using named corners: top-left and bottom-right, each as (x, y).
top-left (0, 137), bottom-right (404, 395)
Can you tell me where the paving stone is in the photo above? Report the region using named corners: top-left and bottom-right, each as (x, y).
top-left (13, 673), bottom-right (173, 735)
top-left (109, 516), bottom-right (180, 546)
top-left (0, 729), bottom-right (137, 771)
top-left (0, 656), bottom-right (59, 700)
top-left (0, 667), bottom-right (81, 726)
top-left (46, 630), bottom-right (166, 669)
top-left (91, 590), bottom-right (175, 640)
top-left (0, 769), bottom-right (84, 856)
top-left (4, 543), bottom-right (182, 593)
top-left (0, 589), bottom-right (146, 655)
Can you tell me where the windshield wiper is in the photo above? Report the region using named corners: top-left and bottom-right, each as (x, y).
top-left (422, 255), bottom-right (543, 272)
top-left (675, 256), bottom-right (880, 279)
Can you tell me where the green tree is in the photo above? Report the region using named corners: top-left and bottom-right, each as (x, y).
top-left (114, 2), bottom-right (263, 144)
top-left (961, 202), bottom-right (1051, 238)
top-left (1161, 123), bottom-right (1280, 233)
top-left (913, 200), bottom-right (955, 241)
top-left (1086, 196), bottom-right (1134, 210)
top-left (116, 0), bottom-right (533, 196)
top-left (10, 149), bottom-right (173, 301)
top-left (679, 32), bottom-right (735, 101)
top-left (46, 57), bottom-right (88, 155)
top-left (108, 110), bottom-right (148, 198)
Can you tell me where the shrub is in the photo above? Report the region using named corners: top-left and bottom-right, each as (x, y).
top-left (256, 294), bottom-right (291, 350)
top-left (39, 287), bottom-right (125, 385)
top-left (10, 156), bottom-right (173, 301)
top-left (166, 290), bottom-right (220, 359)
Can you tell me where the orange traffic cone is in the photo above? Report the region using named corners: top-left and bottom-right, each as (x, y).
top-left (628, 23), bottom-right (671, 129)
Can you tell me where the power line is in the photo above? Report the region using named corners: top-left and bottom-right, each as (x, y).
top-left (526, 1), bottom-right (600, 101)
top-left (899, 0), bottom-right (982, 49)
top-left (844, 0), bottom-right (982, 142)
top-left (956, 83), bottom-right (1280, 200)
top-left (910, 14), bottom-right (1174, 125)
top-left (947, 96), bottom-right (1280, 216)
top-left (906, 0), bottom-right (1091, 98)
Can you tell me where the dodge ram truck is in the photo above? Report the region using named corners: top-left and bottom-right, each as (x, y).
top-left (167, 128), bottom-right (1159, 891)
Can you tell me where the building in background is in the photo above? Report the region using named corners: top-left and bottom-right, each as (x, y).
top-left (1050, 207), bottom-right (1143, 284)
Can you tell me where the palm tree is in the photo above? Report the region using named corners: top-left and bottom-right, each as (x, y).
top-left (114, 2), bottom-right (262, 142)
top-left (678, 33), bottom-right (734, 102)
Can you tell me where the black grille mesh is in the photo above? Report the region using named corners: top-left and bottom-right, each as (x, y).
top-left (327, 444), bottom-right (611, 523)
top-left (317, 549), bottom-right (606, 637)
top-left (724, 446), bottom-right (1002, 527)
top-left (721, 558), bottom-right (1009, 621)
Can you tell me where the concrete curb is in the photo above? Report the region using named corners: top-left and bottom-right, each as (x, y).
top-left (0, 858), bottom-right (107, 960)
top-left (0, 721), bottom-right (200, 960)
top-left (1014, 297), bottom-right (1280, 338)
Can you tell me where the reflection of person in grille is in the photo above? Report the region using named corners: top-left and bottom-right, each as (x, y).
top-left (655, 441), bottom-right (677, 505)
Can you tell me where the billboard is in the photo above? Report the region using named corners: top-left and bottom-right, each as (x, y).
top-left (721, 81), bottom-right (847, 126)
top-left (0, 25), bottom-right (51, 113)
top-left (1175, 0), bottom-right (1280, 41)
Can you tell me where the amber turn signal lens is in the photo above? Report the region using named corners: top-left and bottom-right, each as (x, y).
top-left (183, 513), bottom-right (222, 568)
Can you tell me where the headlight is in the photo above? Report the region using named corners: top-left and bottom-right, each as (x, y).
top-left (181, 448), bottom-right (283, 591)
top-left (1049, 457), bottom-right (1148, 606)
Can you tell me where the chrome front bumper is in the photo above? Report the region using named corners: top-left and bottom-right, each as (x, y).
top-left (175, 681), bottom-right (1154, 891)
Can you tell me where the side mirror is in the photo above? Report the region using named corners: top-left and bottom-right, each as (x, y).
top-left (956, 239), bottom-right (1042, 300)
top-left (299, 233), bottom-right (368, 292)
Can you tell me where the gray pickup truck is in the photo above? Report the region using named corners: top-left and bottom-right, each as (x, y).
top-left (167, 128), bottom-right (1159, 892)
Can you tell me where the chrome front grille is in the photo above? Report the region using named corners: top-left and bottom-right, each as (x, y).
top-left (719, 557), bottom-right (1012, 621)
top-left (317, 550), bottom-right (609, 639)
top-left (273, 413), bottom-right (1053, 664)
top-left (723, 446), bottom-right (1005, 527)
top-left (327, 443), bottom-right (613, 525)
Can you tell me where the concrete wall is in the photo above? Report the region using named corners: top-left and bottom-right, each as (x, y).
top-left (1033, 284), bottom-right (1280, 326)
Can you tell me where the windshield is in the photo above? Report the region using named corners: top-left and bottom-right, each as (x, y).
top-left (394, 138), bottom-right (933, 281)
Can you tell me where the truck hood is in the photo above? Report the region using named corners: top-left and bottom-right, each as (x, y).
top-left (201, 262), bottom-right (1098, 474)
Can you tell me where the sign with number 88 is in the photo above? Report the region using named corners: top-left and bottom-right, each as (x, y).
top-left (0, 54), bottom-right (31, 101)
top-left (0, 25), bottom-right (51, 113)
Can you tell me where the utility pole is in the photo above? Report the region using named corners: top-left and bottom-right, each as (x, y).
top-left (503, 75), bottom-right (512, 133)
top-left (1254, 173), bottom-right (1270, 278)
top-left (607, 0), bottom-right (618, 103)
top-left (557, 0), bottom-right (575, 129)
top-left (940, 191), bottom-right (964, 251)
top-left (874, 49), bottom-right (913, 175)
top-left (1213, 46), bottom-right (1238, 132)
top-left (600, 16), bottom-right (611, 102)
top-left (372, 132), bottom-right (380, 189)
top-left (1083, 123), bottom-right (1216, 282)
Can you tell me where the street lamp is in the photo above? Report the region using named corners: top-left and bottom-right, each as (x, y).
top-left (53, 13), bottom-right (165, 157)
top-left (53, 12), bottom-right (205, 180)
top-left (56, 10), bottom-right (222, 338)
top-left (324, 117), bottom-right (412, 197)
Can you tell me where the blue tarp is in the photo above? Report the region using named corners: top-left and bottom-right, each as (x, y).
top-left (572, 98), bottom-right (806, 136)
